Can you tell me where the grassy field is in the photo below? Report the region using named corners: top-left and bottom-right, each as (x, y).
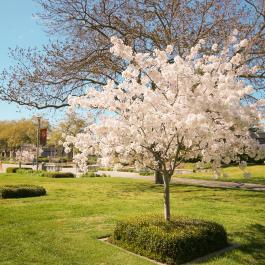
top-left (0, 173), bottom-right (265, 265)
top-left (175, 165), bottom-right (265, 185)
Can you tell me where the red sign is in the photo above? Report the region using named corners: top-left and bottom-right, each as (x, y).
top-left (40, 128), bottom-right (47, 146)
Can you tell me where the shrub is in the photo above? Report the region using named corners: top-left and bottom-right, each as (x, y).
top-left (139, 171), bottom-right (154, 176)
top-left (110, 216), bottom-right (228, 265)
top-left (87, 155), bottom-right (97, 165)
top-left (81, 171), bottom-right (109, 177)
top-left (0, 185), bottom-right (46, 199)
top-left (6, 167), bottom-right (32, 173)
top-left (81, 171), bottom-right (97, 177)
top-left (6, 167), bottom-right (18, 173)
top-left (117, 168), bottom-right (135, 173)
top-left (37, 156), bottom-right (49, 163)
top-left (58, 157), bottom-right (69, 163)
top-left (97, 167), bottom-right (113, 171)
top-left (16, 168), bottom-right (34, 174)
top-left (41, 172), bottom-right (75, 178)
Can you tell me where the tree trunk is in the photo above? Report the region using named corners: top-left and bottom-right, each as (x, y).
top-left (163, 175), bottom-right (170, 221)
top-left (19, 146), bottom-right (22, 168)
top-left (155, 161), bottom-right (164, 184)
top-left (155, 170), bottom-right (164, 184)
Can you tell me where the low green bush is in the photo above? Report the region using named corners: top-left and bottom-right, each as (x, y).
top-left (41, 172), bottom-right (75, 178)
top-left (117, 168), bottom-right (135, 173)
top-left (58, 157), bottom-right (70, 163)
top-left (6, 167), bottom-right (32, 173)
top-left (97, 167), bottom-right (113, 171)
top-left (6, 167), bottom-right (18, 173)
top-left (37, 156), bottom-right (49, 163)
top-left (81, 171), bottom-right (97, 177)
top-left (0, 185), bottom-right (46, 199)
top-left (81, 171), bottom-right (109, 177)
top-left (110, 216), bottom-right (228, 265)
top-left (139, 171), bottom-right (154, 176)
top-left (87, 155), bottom-right (97, 165)
top-left (16, 168), bottom-right (34, 174)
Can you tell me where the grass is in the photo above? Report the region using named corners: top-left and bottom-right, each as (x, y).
top-left (174, 165), bottom-right (265, 185)
top-left (0, 173), bottom-right (264, 264)
top-left (177, 162), bottom-right (197, 170)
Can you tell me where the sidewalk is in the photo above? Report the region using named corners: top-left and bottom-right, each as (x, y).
top-left (172, 177), bottom-right (265, 191)
top-left (97, 171), bottom-right (265, 191)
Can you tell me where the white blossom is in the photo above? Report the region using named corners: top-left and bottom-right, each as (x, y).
top-left (212, 43), bottom-right (218, 51)
top-left (232, 29), bottom-right (238, 36)
top-left (15, 150), bottom-right (39, 163)
top-left (165, 45), bottom-right (174, 54)
top-left (239, 39), bottom-right (248, 48)
top-left (64, 35), bottom-right (265, 174)
top-left (230, 53), bottom-right (242, 65)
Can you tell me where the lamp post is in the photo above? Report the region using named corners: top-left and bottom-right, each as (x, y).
top-left (36, 116), bottom-right (41, 170)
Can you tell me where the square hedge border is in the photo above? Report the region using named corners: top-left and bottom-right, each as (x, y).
top-left (109, 216), bottom-right (229, 264)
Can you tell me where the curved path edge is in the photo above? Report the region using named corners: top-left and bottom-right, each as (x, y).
top-left (97, 171), bottom-right (265, 191)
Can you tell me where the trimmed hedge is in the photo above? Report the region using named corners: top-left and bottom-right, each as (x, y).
top-left (6, 167), bottom-right (32, 173)
top-left (16, 168), bottom-right (34, 174)
top-left (0, 185), bottom-right (46, 199)
top-left (81, 171), bottom-right (109, 178)
top-left (41, 172), bottom-right (75, 178)
top-left (110, 216), bottom-right (228, 265)
top-left (37, 156), bottom-right (49, 163)
top-left (139, 171), bottom-right (154, 176)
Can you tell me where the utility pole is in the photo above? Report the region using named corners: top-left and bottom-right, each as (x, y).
top-left (36, 116), bottom-right (41, 171)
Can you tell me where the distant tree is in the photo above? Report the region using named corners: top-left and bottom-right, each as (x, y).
top-left (48, 112), bottom-right (86, 159)
top-left (0, 121), bottom-right (11, 158)
top-left (7, 120), bottom-right (36, 150)
top-left (15, 149), bottom-right (36, 164)
top-left (0, 118), bottom-right (49, 159)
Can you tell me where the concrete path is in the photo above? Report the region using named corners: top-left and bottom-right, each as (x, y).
top-left (97, 171), bottom-right (265, 191)
top-left (0, 163), bottom-right (36, 173)
top-left (173, 177), bottom-right (265, 191)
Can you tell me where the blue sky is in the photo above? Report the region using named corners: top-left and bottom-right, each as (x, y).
top-left (0, 0), bottom-right (56, 121)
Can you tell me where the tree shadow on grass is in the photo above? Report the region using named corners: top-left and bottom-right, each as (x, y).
top-left (234, 191), bottom-right (265, 200)
top-left (119, 182), bottom-right (209, 194)
top-left (170, 182), bottom-right (265, 194)
top-left (119, 182), bottom-right (163, 193)
top-left (230, 223), bottom-right (265, 265)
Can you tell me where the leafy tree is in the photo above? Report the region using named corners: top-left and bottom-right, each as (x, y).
top-left (48, 112), bottom-right (86, 159)
top-left (0, 121), bottom-right (11, 157)
top-left (6, 120), bottom-right (36, 150)
top-left (0, 118), bottom-right (49, 159)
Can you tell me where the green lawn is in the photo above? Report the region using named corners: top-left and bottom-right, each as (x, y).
top-left (175, 165), bottom-right (265, 185)
top-left (0, 173), bottom-right (265, 265)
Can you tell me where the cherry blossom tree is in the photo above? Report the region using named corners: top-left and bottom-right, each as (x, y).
top-left (64, 31), bottom-right (265, 220)
top-left (15, 150), bottom-right (36, 164)
top-left (15, 147), bottom-right (43, 168)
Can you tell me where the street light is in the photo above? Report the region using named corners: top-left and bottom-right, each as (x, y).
top-left (36, 116), bottom-right (41, 170)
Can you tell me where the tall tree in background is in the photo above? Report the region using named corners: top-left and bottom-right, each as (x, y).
top-left (48, 112), bottom-right (86, 159)
top-left (0, 0), bottom-right (264, 109)
top-left (0, 119), bottom-right (43, 158)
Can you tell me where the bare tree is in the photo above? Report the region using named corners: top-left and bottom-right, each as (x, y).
top-left (1, 0), bottom-right (264, 108)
